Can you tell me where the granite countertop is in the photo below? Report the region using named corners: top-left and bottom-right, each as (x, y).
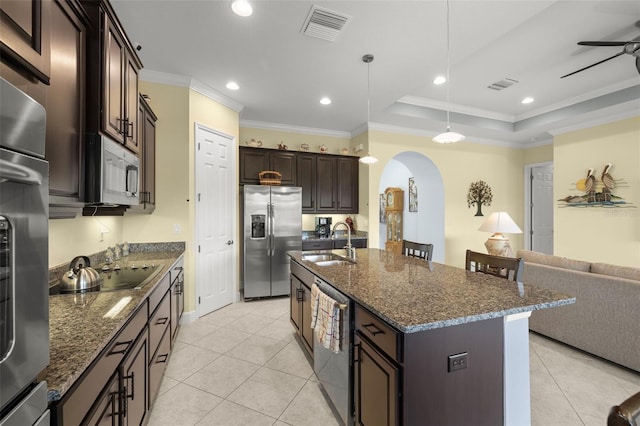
top-left (47, 246), bottom-right (184, 402)
top-left (289, 248), bottom-right (575, 334)
top-left (302, 230), bottom-right (368, 240)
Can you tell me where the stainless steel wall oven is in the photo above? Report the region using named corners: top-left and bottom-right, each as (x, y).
top-left (0, 77), bottom-right (50, 425)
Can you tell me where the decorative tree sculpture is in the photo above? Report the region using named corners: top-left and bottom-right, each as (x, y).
top-left (467, 180), bottom-right (493, 216)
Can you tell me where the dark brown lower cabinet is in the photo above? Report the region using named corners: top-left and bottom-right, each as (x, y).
top-left (149, 325), bottom-right (171, 407)
top-left (354, 307), bottom-right (504, 426)
top-left (289, 276), bottom-right (301, 334)
top-left (290, 274), bottom-right (313, 356)
top-left (170, 263), bottom-right (184, 344)
top-left (290, 261), bottom-right (314, 357)
top-left (121, 331), bottom-right (148, 425)
top-left (82, 327), bottom-right (148, 426)
top-left (85, 372), bottom-right (120, 425)
top-left (353, 332), bottom-right (400, 426)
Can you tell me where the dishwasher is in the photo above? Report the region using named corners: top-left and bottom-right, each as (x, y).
top-left (313, 277), bottom-right (353, 426)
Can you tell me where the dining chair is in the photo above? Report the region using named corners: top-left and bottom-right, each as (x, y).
top-left (608, 391), bottom-right (640, 426)
top-left (402, 240), bottom-right (434, 270)
top-left (402, 240), bottom-right (434, 261)
top-left (465, 249), bottom-right (524, 283)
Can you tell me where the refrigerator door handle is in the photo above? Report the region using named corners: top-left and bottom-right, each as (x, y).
top-left (266, 203), bottom-right (271, 255)
top-left (270, 203), bottom-right (276, 257)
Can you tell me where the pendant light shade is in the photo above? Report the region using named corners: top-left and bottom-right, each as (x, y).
top-left (359, 154), bottom-right (378, 164)
top-left (432, 128), bottom-right (465, 144)
top-left (433, 0), bottom-right (464, 144)
top-left (359, 54), bottom-right (378, 165)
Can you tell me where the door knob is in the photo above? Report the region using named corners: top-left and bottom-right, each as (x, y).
top-left (226, 240), bottom-right (234, 245)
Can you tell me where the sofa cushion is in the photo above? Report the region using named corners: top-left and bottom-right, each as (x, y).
top-left (591, 263), bottom-right (640, 282)
top-left (517, 250), bottom-right (591, 272)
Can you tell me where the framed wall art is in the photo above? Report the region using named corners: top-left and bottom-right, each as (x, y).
top-left (409, 177), bottom-right (418, 212)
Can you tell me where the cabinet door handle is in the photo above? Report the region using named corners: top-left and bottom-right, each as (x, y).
top-left (352, 343), bottom-right (361, 364)
top-left (296, 288), bottom-right (304, 302)
top-left (127, 121), bottom-right (134, 139)
top-left (123, 372), bottom-right (135, 401)
top-left (108, 339), bottom-right (133, 356)
top-left (156, 317), bottom-right (168, 325)
top-left (117, 117), bottom-right (126, 135)
top-left (362, 323), bottom-right (385, 336)
top-left (156, 353), bottom-right (169, 364)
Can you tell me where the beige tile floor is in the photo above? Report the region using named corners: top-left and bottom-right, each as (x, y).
top-left (147, 297), bottom-right (640, 426)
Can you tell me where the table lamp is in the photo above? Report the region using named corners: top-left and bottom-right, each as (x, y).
top-left (478, 212), bottom-right (522, 257)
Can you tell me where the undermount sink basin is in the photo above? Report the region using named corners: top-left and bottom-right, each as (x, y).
top-left (302, 253), bottom-right (345, 262)
top-left (313, 259), bottom-right (354, 267)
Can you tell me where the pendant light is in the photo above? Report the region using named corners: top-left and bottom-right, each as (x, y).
top-left (432, 0), bottom-right (465, 144)
top-left (359, 54), bottom-right (378, 164)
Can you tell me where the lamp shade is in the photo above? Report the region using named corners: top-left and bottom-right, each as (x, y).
top-left (478, 212), bottom-right (522, 234)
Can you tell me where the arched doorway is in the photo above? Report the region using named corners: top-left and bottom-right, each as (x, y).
top-left (378, 151), bottom-right (445, 263)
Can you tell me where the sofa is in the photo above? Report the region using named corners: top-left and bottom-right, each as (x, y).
top-left (517, 250), bottom-right (640, 372)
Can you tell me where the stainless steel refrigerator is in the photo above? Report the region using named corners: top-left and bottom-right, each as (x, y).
top-left (243, 185), bottom-right (302, 298)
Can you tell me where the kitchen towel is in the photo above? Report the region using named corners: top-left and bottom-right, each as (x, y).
top-left (310, 283), bottom-right (342, 353)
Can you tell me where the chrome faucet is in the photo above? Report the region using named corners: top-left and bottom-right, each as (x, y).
top-left (331, 221), bottom-right (356, 260)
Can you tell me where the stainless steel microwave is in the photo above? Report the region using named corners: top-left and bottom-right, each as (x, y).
top-left (85, 134), bottom-right (140, 206)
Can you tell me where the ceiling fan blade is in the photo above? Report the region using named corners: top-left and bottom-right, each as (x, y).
top-left (561, 51), bottom-right (625, 78)
top-left (578, 41), bottom-right (630, 47)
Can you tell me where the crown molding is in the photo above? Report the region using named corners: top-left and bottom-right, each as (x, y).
top-left (239, 120), bottom-right (352, 139)
top-left (140, 69), bottom-right (244, 113)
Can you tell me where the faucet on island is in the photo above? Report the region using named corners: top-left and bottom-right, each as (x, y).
top-left (331, 221), bottom-right (356, 260)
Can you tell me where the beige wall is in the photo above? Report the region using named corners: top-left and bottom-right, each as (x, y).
top-left (553, 116), bottom-right (640, 266)
top-left (49, 216), bottom-right (124, 268)
top-left (365, 130), bottom-right (526, 268)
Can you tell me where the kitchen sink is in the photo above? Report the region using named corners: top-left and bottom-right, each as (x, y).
top-left (301, 253), bottom-right (346, 262)
top-left (313, 259), bottom-right (354, 267)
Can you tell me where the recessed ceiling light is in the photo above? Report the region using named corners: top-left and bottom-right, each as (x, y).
top-left (522, 97), bottom-right (534, 104)
top-left (226, 81), bottom-right (239, 90)
top-left (231, 0), bottom-right (253, 17)
top-left (433, 76), bottom-right (446, 85)
top-left (320, 97), bottom-right (331, 105)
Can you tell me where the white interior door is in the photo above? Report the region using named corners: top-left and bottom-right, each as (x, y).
top-left (195, 123), bottom-right (236, 316)
top-left (530, 164), bottom-right (554, 254)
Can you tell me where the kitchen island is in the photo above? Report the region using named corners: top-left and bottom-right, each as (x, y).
top-left (289, 248), bottom-right (575, 426)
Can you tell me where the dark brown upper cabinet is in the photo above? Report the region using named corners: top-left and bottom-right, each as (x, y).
top-left (82, 0), bottom-right (142, 153)
top-left (46, 0), bottom-right (89, 212)
top-left (0, 0), bottom-right (51, 84)
top-left (128, 94), bottom-right (157, 213)
top-left (239, 147), bottom-right (296, 186)
top-left (240, 146), bottom-right (359, 214)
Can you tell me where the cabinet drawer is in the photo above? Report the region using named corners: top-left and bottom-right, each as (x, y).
top-left (60, 301), bottom-right (148, 426)
top-left (290, 260), bottom-right (314, 287)
top-left (302, 239), bottom-right (333, 251)
top-left (148, 272), bottom-right (170, 314)
top-left (355, 304), bottom-right (401, 363)
top-left (149, 291), bottom-right (170, 356)
top-left (149, 324), bottom-right (171, 407)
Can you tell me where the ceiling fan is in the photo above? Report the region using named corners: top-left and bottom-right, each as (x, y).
top-left (561, 21), bottom-right (640, 78)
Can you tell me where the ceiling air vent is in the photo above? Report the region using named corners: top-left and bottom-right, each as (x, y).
top-left (301, 5), bottom-right (351, 42)
top-left (487, 78), bottom-right (519, 91)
